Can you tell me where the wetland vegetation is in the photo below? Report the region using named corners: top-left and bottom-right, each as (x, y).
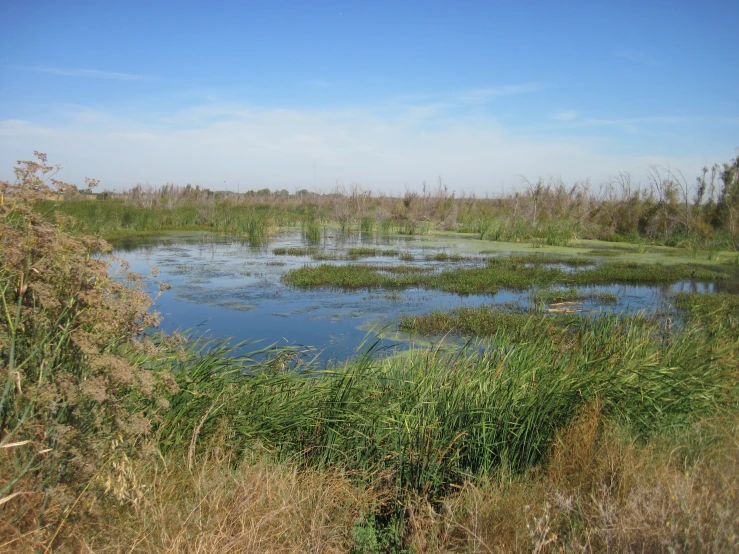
top-left (2, 153), bottom-right (739, 552)
top-left (282, 258), bottom-right (730, 295)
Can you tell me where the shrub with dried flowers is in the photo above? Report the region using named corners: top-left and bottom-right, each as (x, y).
top-left (0, 153), bottom-right (177, 541)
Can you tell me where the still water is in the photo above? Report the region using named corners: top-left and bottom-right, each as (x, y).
top-left (112, 232), bottom-right (725, 362)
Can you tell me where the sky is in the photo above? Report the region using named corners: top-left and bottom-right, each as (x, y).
top-left (1, 0), bottom-right (737, 195)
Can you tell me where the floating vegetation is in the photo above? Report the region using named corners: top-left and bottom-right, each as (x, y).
top-left (347, 247), bottom-right (400, 258)
top-left (400, 307), bottom-right (579, 338)
top-left (273, 247), bottom-right (317, 256)
top-left (283, 259), bottom-right (729, 295)
top-left (503, 254), bottom-right (595, 267)
top-left (425, 252), bottom-right (470, 262)
top-left (530, 288), bottom-right (618, 306)
top-left (582, 248), bottom-right (624, 257)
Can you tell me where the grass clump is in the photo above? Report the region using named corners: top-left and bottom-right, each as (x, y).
top-left (530, 287), bottom-right (618, 305)
top-left (504, 253), bottom-right (595, 267)
top-left (400, 307), bottom-right (581, 338)
top-left (425, 252), bottom-right (470, 262)
top-left (158, 308), bottom-right (739, 528)
top-left (360, 216), bottom-right (376, 234)
top-left (674, 292), bottom-right (739, 337)
top-left (282, 264), bottom-right (429, 290)
top-left (273, 246), bottom-right (317, 256)
top-left (434, 410), bottom-right (739, 553)
top-left (283, 258), bottom-right (730, 295)
top-left (347, 247), bottom-right (400, 259)
top-left (301, 218), bottom-right (322, 244)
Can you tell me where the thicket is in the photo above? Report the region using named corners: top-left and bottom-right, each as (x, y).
top-left (0, 153), bottom-right (180, 549)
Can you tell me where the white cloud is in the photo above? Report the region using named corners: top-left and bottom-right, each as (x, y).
top-left (10, 66), bottom-right (154, 81)
top-left (614, 50), bottom-right (660, 67)
top-left (0, 96), bottom-right (725, 194)
top-left (552, 110), bottom-right (579, 121)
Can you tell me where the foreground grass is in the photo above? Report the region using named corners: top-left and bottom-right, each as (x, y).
top-left (4, 296), bottom-right (738, 552)
top-left (9, 412), bottom-right (733, 553)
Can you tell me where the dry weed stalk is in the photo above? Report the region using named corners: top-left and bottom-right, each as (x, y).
top-left (0, 153), bottom-right (178, 551)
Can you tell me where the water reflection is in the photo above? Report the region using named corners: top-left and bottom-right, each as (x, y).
top-left (111, 232), bottom-right (733, 361)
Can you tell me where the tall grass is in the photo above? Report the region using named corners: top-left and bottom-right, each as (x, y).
top-left (37, 198), bottom-right (281, 243)
top-left (301, 218), bottom-right (322, 244)
top-left (35, 149), bottom-right (739, 253)
top-left (360, 216), bottom-right (375, 234)
top-left (158, 310), bottom-right (738, 511)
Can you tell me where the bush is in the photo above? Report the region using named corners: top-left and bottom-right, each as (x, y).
top-left (0, 153), bottom-right (177, 546)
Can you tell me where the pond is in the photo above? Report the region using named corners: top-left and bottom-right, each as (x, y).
top-left (112, 231), bottom-right (733, 362)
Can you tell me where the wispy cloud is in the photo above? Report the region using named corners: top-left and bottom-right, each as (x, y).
top-left (0, 97), bottom-right (715, 194)
top-left (578, 115), bottom-right (688, 133)
top-left (445, 84), bottom-right (544, 104)
top-left (552, 110), bottom-right (579, 121)
top-left (11, 66), bottom-right (154, 81)
top-left (614, 50), bottom-right (660, 67)
top-left (300, 78), bottom-right (332, 88)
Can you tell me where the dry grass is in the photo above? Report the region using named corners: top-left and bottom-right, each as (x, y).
top-left (428, 407), bottom-right (739, 553)
top-left (2, 452), bottom-right (381, 553)
top-left (125, 460), bottom-right (373, 554)
top-left (3, 410), bottom-right (737, 553)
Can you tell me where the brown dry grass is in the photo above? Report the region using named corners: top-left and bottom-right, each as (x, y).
top-left (3, 410), bottom-right (737, 553)
top-left (426, 407), bottom-right (739, 553)
top-left (2, 452), bottom-right (382, 553)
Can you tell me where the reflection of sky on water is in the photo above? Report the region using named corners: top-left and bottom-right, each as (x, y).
top-left (111, 232), bottom-right (734, 362)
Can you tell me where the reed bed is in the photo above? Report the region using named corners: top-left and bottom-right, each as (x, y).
top-left (38, 198), bottom-right (276, 244)
top-left (301, 218), bottom-right (323, 244)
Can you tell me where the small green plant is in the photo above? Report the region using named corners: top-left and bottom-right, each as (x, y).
top-left (379, 218), bottom-right (394, 234)
top-left (338, 216), bottom-right (352, 235)
top-left (398, 220), bottom-right (417, 235)
top-left (301, 218), bottom-right (322, 244)
top-left (360, 216), bottom-right (375, 234)
top-left (477, 218), bottom-right (492, 240)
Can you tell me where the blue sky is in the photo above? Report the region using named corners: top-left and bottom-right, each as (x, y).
top-left (1, 0), bottom-right (737, 194)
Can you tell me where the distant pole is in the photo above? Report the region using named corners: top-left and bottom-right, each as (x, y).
top-left (314, 161), bottom-right (316, 189)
